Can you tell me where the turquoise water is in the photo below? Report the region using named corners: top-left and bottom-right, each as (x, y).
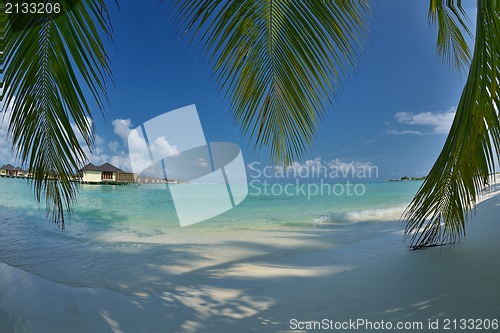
top-left (0, 177), bottom-right (422, 294)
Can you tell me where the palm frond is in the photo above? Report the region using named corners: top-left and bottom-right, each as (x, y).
top-left (164, 0), bottom-right (371, 164)
top-left (403, 0), bottom-right (500, 249)
top-left (0, 2), bottom-right (6, 103)
top-left (429, 0), bottom-right (473, 72)
top-left (1, 0), bottom-right (113, 226)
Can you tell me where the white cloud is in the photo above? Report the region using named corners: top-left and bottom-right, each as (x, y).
top-left (84, 138), bottom-right (133, 172)
top-left (284, 157), bottom-right (323, 173)
top-left (110, 119), bottom-right (148, 172)
top-left (150, 136), bottom-right (180, 157)
top-left (112, 118), bottom-right (181, 174)
top-left (1, 114), bottom-right (182, 173)
top-left (326, 158), bottom-right (377, 173)
top-left (385, 129), bottom-right (423, 136)
top-left (283, 157), bottom-right (375, 173)
top-left (391, 107), bottom-right (456, 135)
top-left (113, 119), bottom-right (179, 155)
top-left (70, 116), bottom-right (93, 146)
top-left (194, 158), bottom-right (209, 169)
top-left (112, 119), bottom-right (132, 141)
top-left (95, 134), bottom-right (105, 146)
top-left (68, 117), bottom-right (117, 168)
top-left (109, 153), bottom-right (132, 172)
top-left (108, 141), bottom-right (120, 153)
top-left (127, 128), bottom-right (151, 173)
top-left (257, 157), bottom-right (379, 180)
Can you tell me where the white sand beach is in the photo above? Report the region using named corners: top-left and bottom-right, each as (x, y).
top-left (1, 184), bottom-right (500, 333)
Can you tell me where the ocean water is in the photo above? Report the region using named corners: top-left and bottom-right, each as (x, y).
top-left (0, 177), bottom-right (422, 295)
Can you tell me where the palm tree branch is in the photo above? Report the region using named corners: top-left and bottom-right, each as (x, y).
top-left (1, 1), bottom-right (112, 226)
top-left (429, 0), bottom-right (473, 72)
top-left (164, 0), bottom-right (371, 164)
top-left (403, 0), bottom-right (500, 249)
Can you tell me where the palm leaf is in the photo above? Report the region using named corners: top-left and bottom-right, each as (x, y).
top-left (0, 1), bottom-right (6, 102)
top-left (1, 0), bottom-right (112, 226)
top-left (164, 0), bottom-right (371, 164)
top-left (403, 0), bottom-right (500, 249)
top-left (428, 0), bottom-right (473, 72)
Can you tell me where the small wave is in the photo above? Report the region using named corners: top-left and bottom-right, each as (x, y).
top-left (314, 207), bottom-right (406, 224)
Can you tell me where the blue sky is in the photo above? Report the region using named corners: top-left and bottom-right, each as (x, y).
top-left (0, 1), bottom-right (477, 180)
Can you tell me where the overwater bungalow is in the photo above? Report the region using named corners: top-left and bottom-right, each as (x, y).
top-left (14, 167), bottom-right (25, 177)
top-left (0, 164), bottom-right (15, 176)
top-left (79, 163), bottom-right (136, 184)
top-left (0, 164), bottom-right (28, 177)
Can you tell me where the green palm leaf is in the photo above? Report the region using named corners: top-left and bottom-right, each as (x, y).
top-left (428, 0), bottom-right (473, 72)
top-left (0, 2), bottom-right (6, 100)
top-left (1, 1), bottom-right (112, 226)
top-left (403, 0), bottom-right (500, 249)
top-left (165, 0), bottom-right (371, 164)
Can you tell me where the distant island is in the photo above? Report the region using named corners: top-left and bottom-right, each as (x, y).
top-left (389, 175), bottom-right (427, 182)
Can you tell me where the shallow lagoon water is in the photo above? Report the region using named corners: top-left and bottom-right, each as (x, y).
top-left (0, 177), bottom-right (421, 295)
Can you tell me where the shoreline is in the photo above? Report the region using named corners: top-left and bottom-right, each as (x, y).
top-left (2, 186), bottom-right (500, 332)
